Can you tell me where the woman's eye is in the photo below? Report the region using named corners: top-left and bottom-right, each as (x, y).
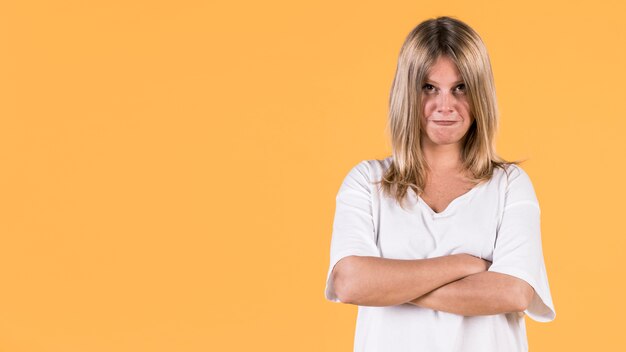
top-left (455, 83), bottom-right (466, 92)
top-left (422, 84), bottom-right (435, 92)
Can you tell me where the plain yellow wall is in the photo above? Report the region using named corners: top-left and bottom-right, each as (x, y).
top-left (1, 0), bottom-right (625, 351)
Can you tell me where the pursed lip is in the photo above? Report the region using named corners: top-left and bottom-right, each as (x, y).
top-left (432, 120), bottom-right (459, 124)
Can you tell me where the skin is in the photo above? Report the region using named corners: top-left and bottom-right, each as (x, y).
top-left (332, 55), bottom-right (534, 314)
top-left (420, 54), bottom-right (474, 162)
top-left (418, 54), bottom-right (477, 213)
top-left (411, 54), bottom-right (535, 314)
top-left (333, 254), bottom-right (490, 307)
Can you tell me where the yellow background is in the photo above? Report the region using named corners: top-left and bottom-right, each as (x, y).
top-left (1, 0), bottom-right (624, 351)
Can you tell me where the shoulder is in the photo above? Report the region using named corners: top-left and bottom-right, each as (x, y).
top-left (362, 156), bottom-right (393, 179)
top-left (498, 163), bottom-right (540, 207)
top-left (338, 157), bottom-right (393, 197)
top-left (499, 163), bottom-right (535, 189)
top-left (345, 156), bottom-right (392, 182)
top-left (501, 163), bottom-right (527, 178)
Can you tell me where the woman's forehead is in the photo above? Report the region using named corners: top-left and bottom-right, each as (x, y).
top-left (425, 56), bottom-right (463, 84)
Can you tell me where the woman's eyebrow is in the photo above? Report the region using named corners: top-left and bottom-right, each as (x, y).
top-left (424, 79), bottom-right (465, 85)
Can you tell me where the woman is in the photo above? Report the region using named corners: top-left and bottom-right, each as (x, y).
top-left (324, 16), bottom-right (556, 351)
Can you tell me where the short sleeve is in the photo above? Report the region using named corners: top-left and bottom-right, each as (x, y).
top-left (324, 160), bottom-right (381, 303)
top-left (488, 165), bottom-right (556, 322)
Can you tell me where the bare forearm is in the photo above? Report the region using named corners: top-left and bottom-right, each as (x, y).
top-left (408, 271), bottom-right (532, 316)
top-left (332, 254), bottom-right (487, 306)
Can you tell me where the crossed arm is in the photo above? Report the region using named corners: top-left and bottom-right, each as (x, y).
top-left (331, 254), bottom-right (535, 316)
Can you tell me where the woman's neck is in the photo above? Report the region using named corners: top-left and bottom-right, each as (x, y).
top-left (422, 142), bottom-right (464, 173)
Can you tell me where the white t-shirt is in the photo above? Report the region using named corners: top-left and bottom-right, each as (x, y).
top-left (324, 157), bottom-right (556, 352)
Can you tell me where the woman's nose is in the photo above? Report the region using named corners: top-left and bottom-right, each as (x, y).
top-left (436, 91), bottom-right (454, 113)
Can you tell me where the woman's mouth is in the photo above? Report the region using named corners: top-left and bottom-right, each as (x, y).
top-left (432, 120), bottom-right (458, 126)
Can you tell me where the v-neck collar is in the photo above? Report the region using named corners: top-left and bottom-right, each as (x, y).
top-left (416, 180), bottom-right (487, 218)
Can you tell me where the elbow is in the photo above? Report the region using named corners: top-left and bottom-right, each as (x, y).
top-left (511, 281), bottom-right (535, 312)
top-left (333, 273), bottom-right (354, 304)
top-left (332, 256), bottom-right (362, 304)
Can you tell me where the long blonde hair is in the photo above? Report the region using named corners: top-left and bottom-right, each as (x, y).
top-left (376, 16), bottom-right (519, 208)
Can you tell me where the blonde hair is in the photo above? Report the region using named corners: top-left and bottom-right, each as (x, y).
top-left (375, 16), bottom-right (520, 208)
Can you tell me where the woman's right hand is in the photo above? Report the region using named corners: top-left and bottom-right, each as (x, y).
top-left (454, 253), bottom-right (492, 275)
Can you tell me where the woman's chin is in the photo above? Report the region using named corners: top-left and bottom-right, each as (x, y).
top-left (425, 137), bottom-right (464, 147)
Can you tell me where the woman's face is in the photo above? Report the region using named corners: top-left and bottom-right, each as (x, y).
top-left (420, 55), bottom-right (474, 148)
